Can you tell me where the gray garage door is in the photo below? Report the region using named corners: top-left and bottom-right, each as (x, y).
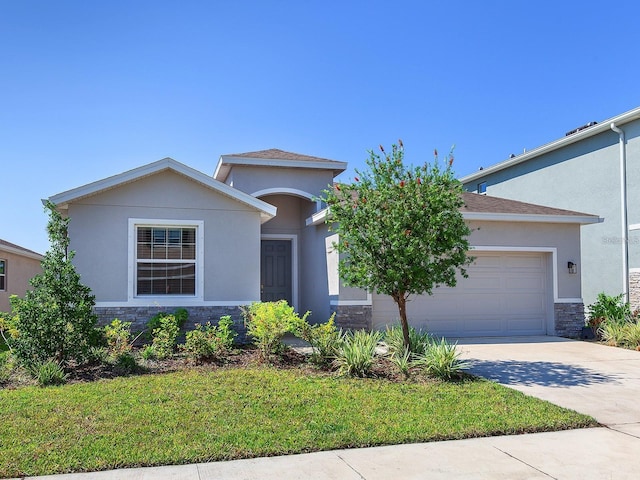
top-left (372, 251), bottom-right (550, 337)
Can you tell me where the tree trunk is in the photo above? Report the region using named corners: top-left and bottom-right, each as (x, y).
top-left (393, 292), bottom-right (411, 350)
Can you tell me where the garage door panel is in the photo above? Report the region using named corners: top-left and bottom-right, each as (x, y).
top-left (371, 252), bottom-right (549, 337)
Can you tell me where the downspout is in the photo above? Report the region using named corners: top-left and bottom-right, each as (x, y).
top-left (611, 122), bottom-right (629, 302)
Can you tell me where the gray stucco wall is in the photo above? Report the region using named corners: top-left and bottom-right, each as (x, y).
top-left (463, 120), bottom-right (640, 306)
top-left (66, 170), bottom-right (262, 305)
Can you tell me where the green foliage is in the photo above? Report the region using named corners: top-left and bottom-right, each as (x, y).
top-left (140, 345), bottom-right (156, 361)
top-left (587, 293), bottom-right (632, 325)
top-left (415, 338), bottom-right (470, 380)
top-left (243, 301), bottom-right (310, 359)
top-left (113, 352), bottom-right (138, 375)
top-left (322, 142), bottom-right (473, 349)
top-left (86, 346), bottom-right (109, 365)
top-left (29, 360), bottom-right (68, 387)
top-left (9, 202), bottom-right (98, 367)
top-left (389, 347), bottom-right (413, 379)
top-left (104, 319), bottom-right (133, 357)
top-left (151, 315), bottom-right (181, 359)
top-left (146, 308), bottom-right (188, 339)
top-left (384, 324), bottom-right (430, 357)
top-left (296, 313), bottom-right (343, 365)
top-left (181, 316), bottom-right (237, 363)
top-left (335, 329), bottom-right (382, 377)
top-left (0, 351), bottom-right (15, 383)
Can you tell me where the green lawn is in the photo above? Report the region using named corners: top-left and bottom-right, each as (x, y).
top-left (0, 367), bottom-right (596, 477)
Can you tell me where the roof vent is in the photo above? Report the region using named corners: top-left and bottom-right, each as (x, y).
top-left (565, 121), bottom-right (598, 136)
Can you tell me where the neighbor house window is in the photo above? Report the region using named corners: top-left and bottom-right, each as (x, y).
top-left (478, 181), bottom-right (487, 194)
top-left (0, 260), bottom-right (5, 291)
top-left (135, 226), bottom-right (197, 296)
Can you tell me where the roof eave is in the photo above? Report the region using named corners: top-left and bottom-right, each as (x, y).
top-left (462, 211), bottom-right (603, 225)
top-left (217, 155), bottom-right (348, 178)
top-left (0, 243), bottom-right (44, 260)
top-left (461, 106), bottom-right (640, 183)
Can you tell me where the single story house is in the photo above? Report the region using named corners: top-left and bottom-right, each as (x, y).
top-left (0, 239), bottom-right (44, 312)
top-left (48, 149), bottom-right (600, 338)
top-left (461, 106), bottom-right (640, 310)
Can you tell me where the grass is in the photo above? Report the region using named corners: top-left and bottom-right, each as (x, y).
top-left (0, 367), bottom-right (596, 477)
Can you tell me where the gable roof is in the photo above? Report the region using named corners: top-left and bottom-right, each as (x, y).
top-left (47, 157), bottom-right (277, 222)
top-left (306, 191), bottom-right (601, 226)
top-left (461, 105), bottom-right (640, 183)
top-left (0, 239), bottom-right (44, 260)
top-left (214, 148), bottom-right (347, 182)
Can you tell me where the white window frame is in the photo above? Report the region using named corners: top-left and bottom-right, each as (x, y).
top-left (0, 259), bottom-right (5, 291)
top-left (128, 219), bottom-right (204, 304)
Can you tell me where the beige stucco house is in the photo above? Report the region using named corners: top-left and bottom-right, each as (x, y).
top-left (0, 239), bottom-right (43, 312)
top-left (48, 149), bottom-right (601, 338)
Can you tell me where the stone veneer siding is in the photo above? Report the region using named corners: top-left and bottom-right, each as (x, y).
top-left (630, 271), bottom-right (640, 312)
top-left (331, 304), bottom-right (372, 330)
top-left (94, 305), bottom-right (247, 342)
top-left (554, 302), bottom-right (585, 338)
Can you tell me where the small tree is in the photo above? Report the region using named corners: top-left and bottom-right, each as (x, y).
top-left (322, 142), bottom-right (473, 349)
top-left (9, 201), bottom-right (97, 366)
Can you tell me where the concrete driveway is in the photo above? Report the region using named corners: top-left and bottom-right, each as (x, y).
top-left (457, 336), bottom-right (640, 433)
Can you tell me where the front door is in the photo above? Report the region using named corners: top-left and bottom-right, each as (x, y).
top-left (261, 239), bottom-right (292, 305)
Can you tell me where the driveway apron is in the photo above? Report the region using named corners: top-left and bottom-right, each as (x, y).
top-left (457, 336), bottom-right (640, 428)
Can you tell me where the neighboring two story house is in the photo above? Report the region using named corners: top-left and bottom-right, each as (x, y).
top-left (461, 106), bottom-right (640, 311)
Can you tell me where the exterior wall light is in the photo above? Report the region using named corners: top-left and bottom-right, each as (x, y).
top-left (568, 261), bottom-right (578, 274)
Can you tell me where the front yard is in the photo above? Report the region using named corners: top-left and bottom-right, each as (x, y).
top-left (0, 362), bottom-right (596, 478)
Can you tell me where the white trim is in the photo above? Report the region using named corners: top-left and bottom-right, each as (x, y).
top-left (463, 211), bottom-right (602, 225)
top-left (629, 223), bottom-right (640, 231)
top-left (252, 187), bottom-right (315, 201)
top-left (48, 157), bottom-right (276, 223)
top-left (306, 208), bottom-right (329, 226)
top-left (461, 106), bottom-right (640, 183)
top-left (95, 300), bottom-right (255, 308)
top-left (630, 268), bottom-right (640, 273)
top-left (261, 234), bottom-right (299, 310)
top-left (215, 155), bottom-right (347, 182)
top-left (128, 219), bottom-right (205, 302)
top-left (330, 293), bottom-right (373, 306)
top-left (471, 246), bottom-right (560, 301)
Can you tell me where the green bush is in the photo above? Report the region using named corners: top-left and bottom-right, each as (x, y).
top-left (389, 347), bottom-right (413, 378)
top-left (296, 313), bottom-right (343, 365)
top-left (113, 352), bottom-right (138, 375)
top-left (588, 293), bottom-right (632, 325)
top-left (29, 360), bottom-right (68, 387)
top-left (335, 329), bottom-right (382, 377)
top-left (104, 319), bottom-right (133, 357)
top-left (622, 322), bottom-right (640, 350)
top-left (146, 308), bottom-right (188, 340)
top-left (140, 345), bottom-right (156, 361)
top-left (151, 315), bottom-right (181, 359)
top-left (415, 338), bottom-right (470, 380)
top-left (384, 324), bottom-right (430, 357)
top-left (243, 301), bottom-right (309, 359)
top-left (181, 316), bottom-right (237, 363)
top-left (86, 346), bottom-right (109, 365)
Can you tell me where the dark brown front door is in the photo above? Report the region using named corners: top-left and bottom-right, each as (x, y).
top-left (261, 240), bottom-right (292, 305)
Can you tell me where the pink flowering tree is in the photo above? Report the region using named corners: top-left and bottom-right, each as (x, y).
top-left (322, 142), bottom-right (473, 349)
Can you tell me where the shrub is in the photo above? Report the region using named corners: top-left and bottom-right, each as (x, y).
top-left (104, 319), bottom-right (133, 357)
top-left (151, 315), bottom-right (181, 359)
top-left (335, 329), bottom-right (382, 377)
top-left (415, 337), bottom-right (470, 380)
top-left (9, 202), bottom-right (98, 367)
top-left (29, 360), bottom-right (68, 387)
top-left (389, 347), bottom-right (413, 379)
top-left (140, 345), bottom-right (156, 361)
top-left (623, 321), bottom-right (640, 350)
top-left (181, 316), bottom-right (237, 363)
top-left (588, 293), bottom-right (632, 325)
top-left (243, 301), bottom-right (309, 359)
top-left (113, 352), bottom-right (138, 375)
top-left (86, 346), bottom-right (109, 365)
top-left (384, 324), bottom-right (430, 357)
top-left (146, 308), bottom-right (188, 340)
top-left (296, 314), bottom-right (343, 365)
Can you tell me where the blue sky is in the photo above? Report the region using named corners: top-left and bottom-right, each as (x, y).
top-left (3, 0), bottom-right (640, 254)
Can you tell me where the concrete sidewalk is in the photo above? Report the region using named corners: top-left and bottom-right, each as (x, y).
top-left (23, 337), bottom-right (640, 480)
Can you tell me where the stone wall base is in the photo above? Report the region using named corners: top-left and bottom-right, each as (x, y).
top-left (554, 302), bottom-right (585, 338)
top-left (331, 304), bottom-right (372, 330)
top-left (630, 271), bottom-right (640, 312)
top-left (93, 305), bottom-right (247, 342)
